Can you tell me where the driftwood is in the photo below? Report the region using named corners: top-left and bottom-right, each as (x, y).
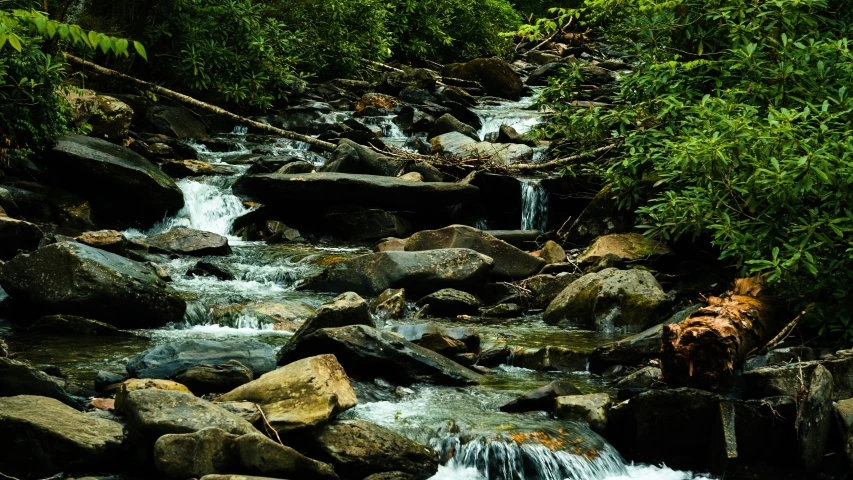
top-left (508, 143), bottom-right (618, 171)
top-left (64, 54), bottom-right (337, 151)
top-left (660, 277), bottom-right (782, 390)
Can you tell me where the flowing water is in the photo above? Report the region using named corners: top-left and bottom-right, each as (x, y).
top-left (0, 95), bottom-right (713, 480)
top-left (520, 178), bottom-right (550, 231)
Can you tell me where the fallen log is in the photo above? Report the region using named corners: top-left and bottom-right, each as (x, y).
top-left (660, 276), bottom-right (782, 390)
top-left (64, 54), bottom-right (336, 151)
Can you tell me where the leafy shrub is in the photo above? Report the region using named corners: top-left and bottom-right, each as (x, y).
top-left (535, 0), bottom-right (853, 341)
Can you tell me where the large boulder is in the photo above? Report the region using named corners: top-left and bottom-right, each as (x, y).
top-left (0, 395), bottom-right (126, 476)
top-left (154, 427), bottom-right (337, 480)
top-left (0, 357), bottom-right (82, 408)
top-left (0, 216), bottom-right (43, 261)
top-left (577, 233), bottom-right (672, 265)
top-left (127, 339), bottom-right (276, 379)
top-left (0, 242), bottom-right (186, 328)
top-left (544, 268), bottom-right (670, 332)
top-left (428, 114), bottom-right (480, 142)
top-left (44, 135), bottom-right (184, 228)
top-left (140, 227), bottom-right (232, 256)
top-left (442, 58), bottom-right (523, 100)
top-left (121, 389), bottom-right (257, 439)
top-left (554, 393), bottom-right (611, 433)
top-left (278, 293), bottom-right (375, 361)
top-left (148, 105), bottom-right (209, 138)
top-left (233, 173), bottom-right (478, 211)
top-left (416, 288), bottom-right (481, 316)
top-left (89, 95), bottom-right (134, 140)
top-left (301, 420), bottom-right (438, 480)
top-left (370, 288), bottom-right (407, 320)
top-left (76, 229), bottom-right (128, 256)
top-left (174, 361), bottom-right (254, 395)
top-left (526, 273), bottom-right (577, 308)
top-left (405, 225), bottom-right (545, 280)
top-left (300, 249), bottom-right (494, 296)
top-left (219, 354), bottom-right (357, 433)
top-left (279, 325), bottom-right (482, 385)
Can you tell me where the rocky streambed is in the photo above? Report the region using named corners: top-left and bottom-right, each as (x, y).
top-left (1, 55), bottom-right (841, 480)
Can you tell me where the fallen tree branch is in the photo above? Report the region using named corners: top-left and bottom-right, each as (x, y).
top-left (528, 16), bottom-right (574, 54)
top-left (255, 403), bottom-right (284, 446)
top-left (508, 143), bottom-right (619, 171)
top-left (365, 59), bottom-right (404, 74)
top-left (64, 54), bottom-right (337, 151)
top-left (750, 303), bottom-right (815, 357)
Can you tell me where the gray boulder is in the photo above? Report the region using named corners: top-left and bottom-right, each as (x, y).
top-left (140, 227), bottom-right (232, 256)
top-left (428, 114), bottom-right (480, 142)
top-left (526, 273), bottom-right (577, 308)
top-left (0, 395), bottom-right (126, 476)
top-left (45, 134), bottom-right (184, 228)
top-left (499, 380), bottom-right (581, 413)
top-left (300, 249), bottom-right (494, 296)
top-left (127, 339), bottom-right (276, 379)
top-left (89, 95), bottom-right (133, 139)
top-left (0, 242), bottom-right (186, 328)
top-left (278, 325), bottom-right (482, 385)
top-left (0, 357), bottom-right (82, 408)
top-left (174, 360), bottom-right (254, 395)
top-left (405, 225), bottom-right (544, 280)
top-left (417, 288), bottom-right (481, 316)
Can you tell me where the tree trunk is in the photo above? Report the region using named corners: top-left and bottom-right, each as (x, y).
top-left (660, 277), bottom-right (781, 390)
top-left (64, 54), bottom-right (337, 152)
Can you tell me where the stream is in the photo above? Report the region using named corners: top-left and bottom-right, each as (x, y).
top-left (1, 97), bottom-right (712, 480)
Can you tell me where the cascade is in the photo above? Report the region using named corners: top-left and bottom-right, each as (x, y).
top-left (520, 178), bottom-right (549, 231)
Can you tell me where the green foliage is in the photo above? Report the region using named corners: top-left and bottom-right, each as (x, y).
top-left (535, 0), bottom-right (853, 341)
top-left (386, 0), bottom-right (522, 61)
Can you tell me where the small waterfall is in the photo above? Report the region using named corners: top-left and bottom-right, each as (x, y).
top-left (231, 125), bottom-right (249, 136)
top-left (520, 179), bottom-right (549, 231)
top-left (359, 116), bottom-right (406, 139)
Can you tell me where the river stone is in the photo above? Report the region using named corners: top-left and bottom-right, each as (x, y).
top-left (526, 273), bottom-right (578, 308)
top-left (390, 323), bottom-right (480, 353)
top-left (279, 325), bottom-right (482, 385)
top-left (154, 427), bottom-right (337, 480)
top-left (480, 303), bottom-right (524, 318)
top-left (300, 249), bottom-right (494, 296)
top-left (0, 357), bottom-right (82, 409)
top-left (161, 159), bottom-right (240, 178)
top-left (141, 227), bottom-right (232, 256)
top-left (371, 288), bottom-right (407, 320)
top-left (496, 124), bottom-right (534, 146)
top-left (29, 314), bottom-right (129, 336)
top-left (428, 114), bottom-right (480, 142)
top-left (0, 242), bottom-right (186, 328)
top-left (174, 360), bottom-right (254, 395)
top-left (544, 268), bottom-right (670, 332)
top-left (187, 260), bottom-right (236, 280)
top-left (577, 233), bottom-right (672, 265)
top-left (511, 346), bottom-right (589, 372)
top-left (743, 351), bottom-right (853, 401)
top-left (233, 172), bottom-right (478, 211)
top-left (405, 225), bottom-right (544, 280)
top-left (76, 229), bottom-right (128, 255)
top-left (416, 288), bottom-right (481, 316)
top-left (121, 389), bottom-right (257, 439)
top-left (539, 240), bottom-right (567, 264)
top-left (45, 134), bottom-right (184, 228)
top-left (416, 332), bottom-right (468, 355)
top-left (499, 380), bottom-right (582, 413)
top-left (127, 339), bottom-right (276, 379)
top-left (0, 395), bottom-right (126, 476)
top-left (557, 184), bottom-right (634, 246)
top-left (219, 354), bottom-right (357, 432)
top-left (379, 68), bottom-right (440, 95)
top-left (615, 366), bottom-right (662, 389)
top-left (278, 293), bottom-right (375, 361)
top-left (0, 216), bottom-right (43, 261)
top-left (442, 58), bottom-right (523, 100)
top-left (148, 105), bottom-right (209, 138)
top-left (834, 397), bottom-right (853, 466)
top-left (554, 393), bottom-right (611, 433)
top-left (302, 419), bottom-right (439, 480)
top-left (799, 364), bottom-right (834, 471)
top-left (89, 95), bottom-right (133, 140)
top-left (113, 378), bottom-right (193, 408)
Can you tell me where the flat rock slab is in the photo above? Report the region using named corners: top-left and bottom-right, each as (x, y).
top-left (127, 339), bottom-right (276, 379)
top-left (233, 172), bottom-right (479, 210)
top-left (141, 227), bottom-right (232, 256)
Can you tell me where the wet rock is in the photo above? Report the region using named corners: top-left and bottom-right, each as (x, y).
top-left (324, 208), bottom-right (411, 241)
top-left (477, 341), bottom-right (511, 367)
top-left (405, 225), bottom-right (544, 281)
top-left (301, 419), bottom-right (439, 480)
top-left (743, 351), bottom-right (853, 401)
top-left (0, 216), bottom-right (43, 260)
top-left (395, 110), bottom-right (436, 133)
top-left (0, 242), bottom-right (186, 327)
top-left (76, 230), bottom-right (128, 256)
top-left (429, 131), bottom-right (476, 154)
top-left (799, 364), bottom-right (834, 471)
top-left (141, 227), bottom-right (232, 256)
top-left (416, 288), bottom-right (481, 316)
top-left (219, 354), bottom-right (357, 432)
top-left (174, 360), bottom-right (254, 395)
top-left (45, 134), bottom-right (184, 228)
top-left (280, 325), bottom-right (482, 385)
top-left (0, 357), bottom-right (82, 408)
top-left (233, 172), bottom-right (478, 211)
top-left (148, 105), bottom-right (209, 139)
top-left (0, 395), bottom-right (125, 476)
top-left (431, 134), bottom-right (533, 165)
top-left (442, 58), bottom-right (523, 100)
top-left (416, 332), bottom-right (468, 356)
top-left (379, 68), bottom-right (440, 95)
top-left (29, 314), bottom-right (130, 336)
top-left (154, 427), bottom-right (337, 480)
top-left (584, 253), bottom-right (625, 274)
top-left (577, 233), bottom-right (672, 265)
top-left (539, 240), bottom-right (567, 264)
top-left (300, 249), bottom-right (494, 296)
top-left (95, 371), bottom-right (126, 393)
top-left (526, 273), bottom-right (577, 308)
top-left (544, 268), bottom-right (670, 332)
top-left (479, 303), bottom-right (524, 318)
top-left (499, 380), bottom-right (582, 412)
top-left (390, 324), bottom-right (480, 353)
top-left (242, 301), bottom-right (316, 331)
top-left (615, 366), bottom-right (662, 389)
top-left (496, 124), bottom-right (534, 146)
top-left (89, 95), bottom-right (133, 139)
top-left (511, 346), bottom-right (588, 372)
top-left (186, 260), bottom-right (235, 280)
top-left (375, 237), bottom-right (407, 252)
top-left (277, 161), bottom-right (314, 174)
top-left (744, 346), bottom-right (817, 371)
top-left (127, 339), bottom-right (276, 379)
top-left (371, 288), bottom-right (407, 320)
top-left (161, 159), bottom-right (239, 178)
top-left (557, 185), bottom-right (634, 247)
top-left (113, 378), bottom-right (193, 407)
top-left (121, 389), bottom-right (257, 439)
top-left (555, 393), bottom-right (611, 433)
top-left (428, 114), bottom-right (480, 142)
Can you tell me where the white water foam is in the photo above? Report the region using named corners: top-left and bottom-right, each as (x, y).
top-left (520, 178), bottom-right (549, 231)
